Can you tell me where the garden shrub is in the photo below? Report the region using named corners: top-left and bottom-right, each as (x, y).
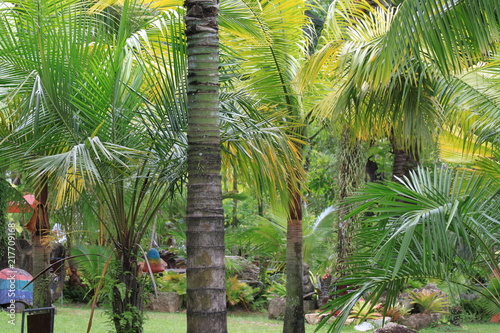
top-left (409, 289), bottom-right (449, 314)
top-left (155, 272), bottom-right (186, 295)
top-left (459, 298), bottom-right (489, 322)
top-left (226, 276), bottom-right (259, 308)
top-left (383, 302), bottom-right (411, 323)
top-left (348, 299), bottom-right (382, 324)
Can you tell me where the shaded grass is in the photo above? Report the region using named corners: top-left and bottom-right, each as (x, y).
top-left (0, 305), bottom-right (498, 332)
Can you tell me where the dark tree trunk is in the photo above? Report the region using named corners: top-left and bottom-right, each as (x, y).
top-left (392, 148), bottom-right (418, 183)
top-left (335, 134), bottom-right (365, 277)
top-left (365, 158), bottom-right (381, 182)
top-left (111, 247), bottom-right (144, 333)
top-left (184, 1), bottom-right (227, 332)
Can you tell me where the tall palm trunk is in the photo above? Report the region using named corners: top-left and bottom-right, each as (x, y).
top-left (335, 131), bottom-right (365, 276)
top-left (283, 185), bottom-right (305, 333)
top-left (184, 1), bottom-right (227, 332)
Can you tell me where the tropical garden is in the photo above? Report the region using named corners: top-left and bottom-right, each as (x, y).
top-left (0, 0), bottom-right (498, 333)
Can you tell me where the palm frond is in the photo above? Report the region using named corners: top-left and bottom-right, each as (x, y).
top-left (323, 166), bottom-right (500, 332)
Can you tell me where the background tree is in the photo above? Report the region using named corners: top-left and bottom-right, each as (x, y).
top-left (220, 1), bottom-right (309, 331)
top-left (295, 0), bottom-right (500, 331)
top-left (297, 0), bottom-right (500, 282)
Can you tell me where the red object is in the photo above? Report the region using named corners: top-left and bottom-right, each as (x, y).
top-left (142, 261), bottom-right (164, 273)
top-left (7, 194), bottom-right (36, 213)
top-left (491, 314), bottom-right (500, 323)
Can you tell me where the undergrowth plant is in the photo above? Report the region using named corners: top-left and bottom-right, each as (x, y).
top-left (265, 279), bottom-right (287, 299)
top-left (226, 276), bottom-right (259, 309)
top-left (409, 289), bottom-right (449, 314)
top-left (347, 299), bottom-right (382, 324)
top-left (383, 303), bottom-right (411, 322)
top-left (155, 272), bottom-right (187, 295)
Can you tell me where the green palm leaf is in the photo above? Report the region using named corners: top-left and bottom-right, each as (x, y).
top-left (322, 166), bottom-right (500, 332)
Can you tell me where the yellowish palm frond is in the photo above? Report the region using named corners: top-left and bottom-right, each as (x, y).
top-left (89, 0), bottom-right (181, 13)
top-left (439, 127), bottom-right (496, 165)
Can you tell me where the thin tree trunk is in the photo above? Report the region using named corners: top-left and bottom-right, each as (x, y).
top-left (335, 132), bottom-right (365, 276)
top-left (392, 148), bottom-right (418, 183)
top-left (184, 1), bottom-right (227, 332)
top-left (111, 247), bottom-right (143, 333)
top-left (283, 186), bottom-right (305, 333)
top-left (31, 182), bottom-right (51, 308)
top-left (231, 169), bottom-right (238, 227)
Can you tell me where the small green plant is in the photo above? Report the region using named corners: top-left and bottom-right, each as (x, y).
top-left (409, 289), bottom-right (449, 314)
top-left (384, 303), bottom-right (411, 323)
top-left (460, 298), bottom-right (490, 322)
top-left (155, 272), bottom-right (187, 295)
top-left (226, 276), bottom-right (259, 309)
top-left (264, 280), bottom-right (287, 299)
top-left (348, 299), bottom-right (382, 324)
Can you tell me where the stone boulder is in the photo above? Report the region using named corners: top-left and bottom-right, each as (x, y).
top-left (354, 321), bottom-right (373, 331)
top-left (372, 323), bottom-right (417, 333)
top-left (148, 292), bottom-right (182, 312)
top-left (226, 256), bottom-right (259, 281)
top-left (303, 263), bottom-right (314, 297)
top-left (268, 297), bottom-right (286, 319)
top-left (398, 313), bottom-right (441, 330)
top-left (369, 317), bottom-right (391, 328)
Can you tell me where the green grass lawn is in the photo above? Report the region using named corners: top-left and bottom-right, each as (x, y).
top-left (0, 305), bottom-right (498, 332)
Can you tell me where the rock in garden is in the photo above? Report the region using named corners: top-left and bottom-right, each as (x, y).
top-left (373, 323), bottom-right (417, 333)
top-left (354, 321), bottom-right (374, 331)
top-left (305, 313), bottom-right (322, 324)
top-left (399, 313), bottom-right (441, 330)
top-left (370, 317), bottom-right (391, 328)
top-left (268, 297), bottom-right (286, 319)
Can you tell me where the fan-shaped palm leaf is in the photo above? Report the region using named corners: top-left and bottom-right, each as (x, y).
top-left (321, 166), bottom-right (500, 332)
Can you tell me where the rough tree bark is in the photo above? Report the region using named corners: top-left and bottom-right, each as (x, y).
top-left (184, 0), bottom-right (227, 332)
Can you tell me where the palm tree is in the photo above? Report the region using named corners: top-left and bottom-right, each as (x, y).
top-left (299, 0), bottom-right (499, 175)
top-left (0, 1), bottom-right (188, 329)
top-left (293, 1), bottom-right (500, 331)
top-left (219, 1), bottom-right (310, 331)
top-left (0, 0), bottom-right (98, 307)
top-left (183, 0), bottom-right (228, 332)
top-left (296, 0), bottom-right (500, 284)
top-left (322, 166), bottom-right (500, 332)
